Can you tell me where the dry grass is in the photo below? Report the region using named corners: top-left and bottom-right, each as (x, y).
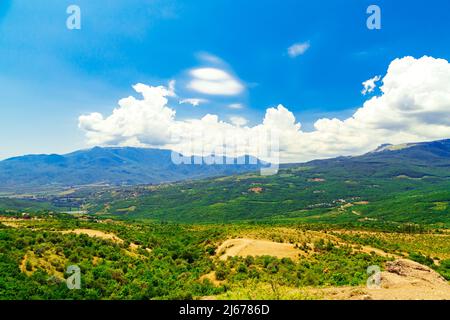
top-left (217, 238), bottom-right (303, 261)
top-left (60, 229), bottom-right (145, 256)
top-left (331, 229), bottom-right (450, 260)
top-left (199, 271), bottom-right (225, 286)
top-left (61, 228), bottom-right (125, 243)
top-left (20, 249), bottom-right (66, 279)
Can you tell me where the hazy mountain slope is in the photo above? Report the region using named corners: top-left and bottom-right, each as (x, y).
top-left (0, 147), bottom-right (264, 191)
top-left (302, 139), bottom-right (450, 178)
top-left (91, 139), bottom-right (450, 224)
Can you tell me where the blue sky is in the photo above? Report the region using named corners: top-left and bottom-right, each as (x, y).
top-left (1, 0), bottom-right (450, 160)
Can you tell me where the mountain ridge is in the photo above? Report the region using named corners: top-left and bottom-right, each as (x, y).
top-left (0, 146), bottom-right (265, 192)
top-left (1, 139), bottom-right (449, 192)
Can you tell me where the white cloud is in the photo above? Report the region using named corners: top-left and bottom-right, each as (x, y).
top-left (229, 116), bottom-right (249, 127)
top-left (79, 56), bottom-right (450, 163)
top-left (228, 103), bottom-right (244, 110)
top-left (78, 83), bottom-right (176, 147)
top-left (196, 52), bottom-right (224, 64)
top-left (168, 80), bottom-right (176, 96)
top-left (361, 75), bottom-right (381, 95)
top-left (179, 98), bottom-right (207, 107)
top-left (287, 42), bottom-right (310, 58)
top-left (187, 67), bottom-right (244, 96)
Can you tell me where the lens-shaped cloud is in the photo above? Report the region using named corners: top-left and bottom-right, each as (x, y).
top-left (187, 67), bottom-right (245, 96)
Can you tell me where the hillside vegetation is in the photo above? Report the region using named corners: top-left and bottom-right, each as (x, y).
top-left (1, 215), bottom-right (449, 300)
top-left (1, 139), bottom-right (449, 300)
top-left (83, 140), bottom-right (450, 227)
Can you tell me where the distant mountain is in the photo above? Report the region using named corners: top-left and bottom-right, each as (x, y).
top-left (303, 139), bottom-right (450, 178)
top-left (2, 139), bottom-right (449, 194)
top-left (0, 147), bottom-right (265, 192)
top-left (368, 139), bottom-right (450, 158)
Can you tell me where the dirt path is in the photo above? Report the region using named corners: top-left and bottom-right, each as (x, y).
top-left (351, 244), bottom-right (403, 259)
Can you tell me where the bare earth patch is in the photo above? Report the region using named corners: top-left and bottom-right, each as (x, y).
top-left (60, 228), bottom-right (146, 254)
top-left (217, 238), bottom-right (301, 261)
top-left (1, 221), bottom-right (22, 228)
top-left (61, 228), bottom-right (125, 244)
top-left (204, 258), bottom-right (450, 300)
top-left (314, 259), bottom-right (450, 300)
top-left (0, 217), bottom-right (42, 228)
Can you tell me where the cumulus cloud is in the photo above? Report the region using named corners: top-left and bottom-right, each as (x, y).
top-left (362, 75), bottom-right (381, 95)
top-left (78, 83), bottom-right (176, 147)
top-left (179, 98), bottom-right (207, 107)
top-left (79, 56), bottom-right (450, 163)
top-left (187, 67), bottom-right (244, 96)
top-left (287, 41), bottom-right (310, 58)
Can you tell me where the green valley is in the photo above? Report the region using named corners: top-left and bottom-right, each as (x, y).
top-left (1, 139), bottom-right (450, 300)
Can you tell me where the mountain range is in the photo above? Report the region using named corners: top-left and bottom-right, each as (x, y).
top-left (0, 147), bottom-right (264, 192)
top-left (302, 139), bottom-right (450, 178)
top-left (0, 139), bottom-right (449, 193)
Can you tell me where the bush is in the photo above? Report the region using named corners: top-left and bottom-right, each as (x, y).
top-left (237, 263), bottom-right (248, 274)
top-left (409, 252), bottom-right (434, 267)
